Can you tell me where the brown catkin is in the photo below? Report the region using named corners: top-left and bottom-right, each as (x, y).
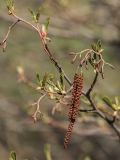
top-left (69, 74), bottom-right (83, 121)
top-left (64, 73), bottom-right (83, 148)
top-left (64, 121), bottom-right (74, 149)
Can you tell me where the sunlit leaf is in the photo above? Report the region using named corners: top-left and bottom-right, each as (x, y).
top-left (102, 96), bottom-right (113, 107)
top-left (115, 96), bottom-right (119, 106)
top-left (42, 73), bottom-right (49, 87)
top-left (42, 73), bottom-right (53, 87)
top-left (56, 81), bottom-right (62, 91)
top-left (48, 86), bottom-right (55, 99)
top-left (112, 104), bottom-right (118, 111)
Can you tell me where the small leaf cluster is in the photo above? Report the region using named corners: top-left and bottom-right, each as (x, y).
top-left (71, 40), bottom-right (114, 78)
top-left (36, 72), bottom-right (65, 99)
top-left (6, 0), bottom-right (14, 15)
top-left (41, 17), bottom-right (51, 42)
top-left (28, 8), bottom-right (41, 23)
top-left (103, 96), bottom-right (120, 111)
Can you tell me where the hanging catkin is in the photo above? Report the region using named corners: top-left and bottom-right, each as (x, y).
top-left (64, 73), bottom-right (83, 148)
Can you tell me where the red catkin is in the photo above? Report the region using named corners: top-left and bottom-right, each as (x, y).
top-left (64, 73), bottom-right (83, 148)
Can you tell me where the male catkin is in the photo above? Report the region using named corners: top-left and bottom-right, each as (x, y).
top-left (64, 74), bottom-right (83, 148)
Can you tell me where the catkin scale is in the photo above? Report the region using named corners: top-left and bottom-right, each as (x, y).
top-left (64, 73), bottom-right (83, 148)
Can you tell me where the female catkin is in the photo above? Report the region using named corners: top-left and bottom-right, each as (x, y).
top-left (64, 73), bottom-right (83, 148)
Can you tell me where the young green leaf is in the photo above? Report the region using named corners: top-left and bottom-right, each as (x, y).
top-left (44, 144), bottom-right (52, 160)
top-left (56, 81), bottom-right (63, 94)
top-left (91, 43), bottom-right (97, 51)
top-left (41, 17), bottom-right (50, 37)
top-left (9, 151), bottom-right (16, 160)
top-left (42, 73), bottom-right (49, 87)
top-left (28, 8), bottom-right (36, 22)
top-left (60, 70), bottom-right (64, 90)
top-left (112, 104), bottom-right (118, 111)
top-left (91, 40), bottom-right (102, 52)
top-left (41, 73), bottom-right (53, 87)
top-left (115, 96), bottom-right (119, 106)
top-left (6, 0), bottom-right (14, 14)
top-left (44, 17), bottom-right (50, 33)
top-left (36, 73), bottom-right (40, 82)
top-left (97, 40), bottom-right (102, 50)
top-left (102, 96), bottom-right (113, 107)
top-left (36, 8), bottom-right (41, 22)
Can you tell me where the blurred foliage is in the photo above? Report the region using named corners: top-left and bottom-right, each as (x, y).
top-left (44, 144), bottom-right (52, 160)
top-left (9, 151), bottom-right (16, 160)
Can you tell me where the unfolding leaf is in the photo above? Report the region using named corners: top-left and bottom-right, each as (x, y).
top-left (91, 43), bottom-right (96, 51)
top-left (28, 8), bottom-right (41, 22)
top-left (112, 104), bottom-right (118, 111)
top-left (44, 144), bottom-right (52, 160)
top-left (44, 17), bottom-right (50, 33)
top-left (28, 8), bottom-right (36, 21)
top-left (102, 96), bottom-right (113, 107)
top-left (36, 73), bottom-right (40, 82)
top-left (9, 151), bottom-right (16, 160)
top-left (48, 86), bottom-right (55, 99)
top-left (42, 73), bottom-right (49, 87)
top-left (115, 96), bottom-right (119, 106)
top-left (6, 0), bottom-right (14, 14)
top-left (97, 40), bottom-right (102, 50)
top-left (60, 70), bottom-right (64, 90)
top-left (42, 73), bottom-right (53, 87)
top-left (36, 8), bottom-right (41, 21)
top-left (42, 17), bottom-right (50, 36)
top-left (91, 40), bottom-right (102, 52)
top-left (56, 81), bottom-right (63, 93)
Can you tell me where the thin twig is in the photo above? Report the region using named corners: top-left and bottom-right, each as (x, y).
top-left (86, 72), bottom-right (99, 95)
top-left (37, 24), bottom-right (72, 86)
top-left (32, 94), bottom-right (46, 122)
top-left (12, 13), bottom-right (72, 86)
top-left (12, 13), bottom-right (38, 31)
top-left (86, 95), bottom-right (120, 140)
top-left (0, 19), bottom-right (20, 46)
top-left (79, 108), bottom-right (96, 113)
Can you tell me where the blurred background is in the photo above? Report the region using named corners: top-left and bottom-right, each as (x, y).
top-left (0, 0), bottom-right (120, 159)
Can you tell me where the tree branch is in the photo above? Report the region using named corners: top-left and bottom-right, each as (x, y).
top-left (0, 19), bottom-right (20, 46)
top-left (85, 95), bottom-right (120, 140)
top-left (0, 12), bottom-right (72, 86)
top-left (86, 72), bottom-right (99, 96)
